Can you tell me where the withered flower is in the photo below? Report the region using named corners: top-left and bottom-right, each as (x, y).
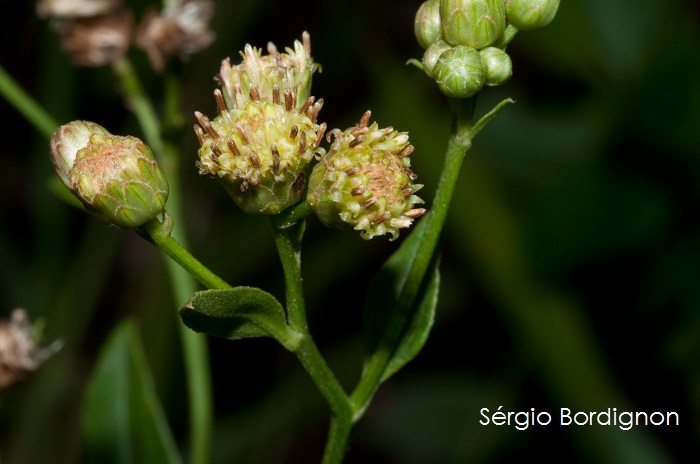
top-left (58, 12), bottom-right (133, 67)
top-left (136, 0), bottom-right (215, 72)
top-left (0, 309), bottom-right (62, 389)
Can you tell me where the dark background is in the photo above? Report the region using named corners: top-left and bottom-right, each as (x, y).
top-left (1, 0), bottom-right (699, 462)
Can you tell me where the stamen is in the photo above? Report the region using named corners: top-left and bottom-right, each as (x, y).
top-left (235, 121), bottom-right (250, 143)
top-left (284, 88), bottom-right (294, 111)
top-left (345, 167), bottom-right (361, 176)
top-left (290, 125), bottom-right (299, 139)
top-left (314, 123), bottom-right (327, 147)
top-left (248, 152), bottom-right (261, 168)
top-left (398, 145), bottom-right (415, 157)
top-left (362, 197), bottom-right (377, 208)
top-left (194, 112), bottom-right (220, 140)
top-left (214, 89), bottom-right (227, 114)
top-left (298, 96), bottom-right (315, 116)
top-left (349, 136), bottom-right (363, 148)
top-left (372, 211), bottom-right (391, 225)
top-left (350, 126), bottom-right (369, 137)
top-left (271, 145), bottom-right (280, 174)
top-left (359, 110), bottom-right (371, 128)
top-left (351, 185), bottom-right (366, 196)
top-left (226, 136), bottom-right (241, 156)
top-left (249, 85), bottom-right (261, 102)
top-left (404, 208), bottom-right (427, 219)
top-left (193, 124), bottom-right (206, 145)
top-left (273, 85), bottom-right (280, 104)
top-left (299, 131), bottom-right (307, 153)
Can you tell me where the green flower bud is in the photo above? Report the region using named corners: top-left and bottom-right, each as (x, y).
top-left (415, 0), bottom-right (443, 49)
top-left (440, 0), bottom-right (506, 49)
top-left (433, 45), bottom-right (486, 98)
top-left (479, 46), bottom-right (512, 85)
top-left (505, 0), bottom-right (559, 31)
top-left (195, 87), bottom-right (326, 215)
top-left (50, 121), bottom-right (169, 228)
top-left (422, 40), bottom-right (451, 77)
top-left (307, 111), bottom-right (426, 240)
top-left (50, 120), bottom-right (110, 189)
top-left (218, 31), bottom-right (319, 110)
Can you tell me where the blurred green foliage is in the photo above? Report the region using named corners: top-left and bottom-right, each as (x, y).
top-left (1, 0), bottom-right (698, 463)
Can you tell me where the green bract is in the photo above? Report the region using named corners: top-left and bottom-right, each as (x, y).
top-left (50, 121), bottom-right (169, 228)
top-left (422, 40), bottom-right (451, 77)
top-left (506, 0), bottom-right (560, 31)
top-left (307, 111), bottom-right (426, 240)
top-left (480, 46), bottom-right (512, 86)
top-left (433, 45), bottom-right (486, 98)
top-left (440, 0), bottom-right (506, 49)
top-left (415, 0), bottom-right (443, 49)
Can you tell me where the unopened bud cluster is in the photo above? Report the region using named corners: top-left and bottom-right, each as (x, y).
top-left (50, 121), bottom-right (169, 228)
top-left (415, 0), bottom-right (559, 98)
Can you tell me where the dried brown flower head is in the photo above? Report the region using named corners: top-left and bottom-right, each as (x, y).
top-left (36, 0), bottom-right (121, 19)
top-left (0, 309), bottom-right (62, 389)
top-left (59, 12), bottom-right (133, 67)
top-left (136, 0), bottom-right (215, 72)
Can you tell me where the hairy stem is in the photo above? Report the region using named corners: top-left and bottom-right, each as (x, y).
top-left (271, 218), bottom-right (353, 464)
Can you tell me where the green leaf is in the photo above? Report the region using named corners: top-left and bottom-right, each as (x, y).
top-left (363, 219), bottom-right (441, 381)
top-left (179, 287), bottom-right (301, 351)
top-left (382, 265), bottom-right (440, 381)
top-left (82, 319), bottom-right (181, 464)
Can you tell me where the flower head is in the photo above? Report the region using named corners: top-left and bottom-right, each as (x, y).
top-left (136, 0), bottom-right (215, 72)
top-left (307, 111), bottom-right (426, 240)
top-left (50, 121), bottom-right (169, 228)
top-left (0, 309), bottom-right (62, 389)
top-left (217, 32), bottom-right (319, 109)
top-left (505, 0), bottom-right (560, 31)
top-left (195, 33), bottom-right (325, 215)
top-left (194, 86), bottom-right (326, 215)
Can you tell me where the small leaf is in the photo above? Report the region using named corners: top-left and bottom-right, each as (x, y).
top-left (382, 264), bottom-right (440, 381)
top-left (180, 287), bottom-right (301, 351)
top-left (363, 218), bottom-right (441, 381)
top-left (82, 319), bottom-right (181, 464)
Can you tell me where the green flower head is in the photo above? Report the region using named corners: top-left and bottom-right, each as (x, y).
top-left (307, 111), bottom-right (426, 240)
top-left (195, 32), bottom-right (326, 215)
top-left (50, 121), bottom-right (169, 228)
top-left (195, 86), bottom-right (326, 215)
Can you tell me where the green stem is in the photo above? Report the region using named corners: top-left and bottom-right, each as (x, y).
top-left (350, 97), bottom-right (477, 418)
top-left (115, 57), bottom-right (213, 464)
top-left (493, 23), bottom-right (520, 49)
top-left (271, 218), bottom-right (353, 464)
top-left (140, 216), bottom-right (231, 290)
top-left (112, 58), bottom-right (164, 155)
top-left (0, 64), bottom-right (58, 137)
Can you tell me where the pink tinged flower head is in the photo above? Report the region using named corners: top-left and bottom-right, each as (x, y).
top-left (307, 111), bottom-right (426, 240)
